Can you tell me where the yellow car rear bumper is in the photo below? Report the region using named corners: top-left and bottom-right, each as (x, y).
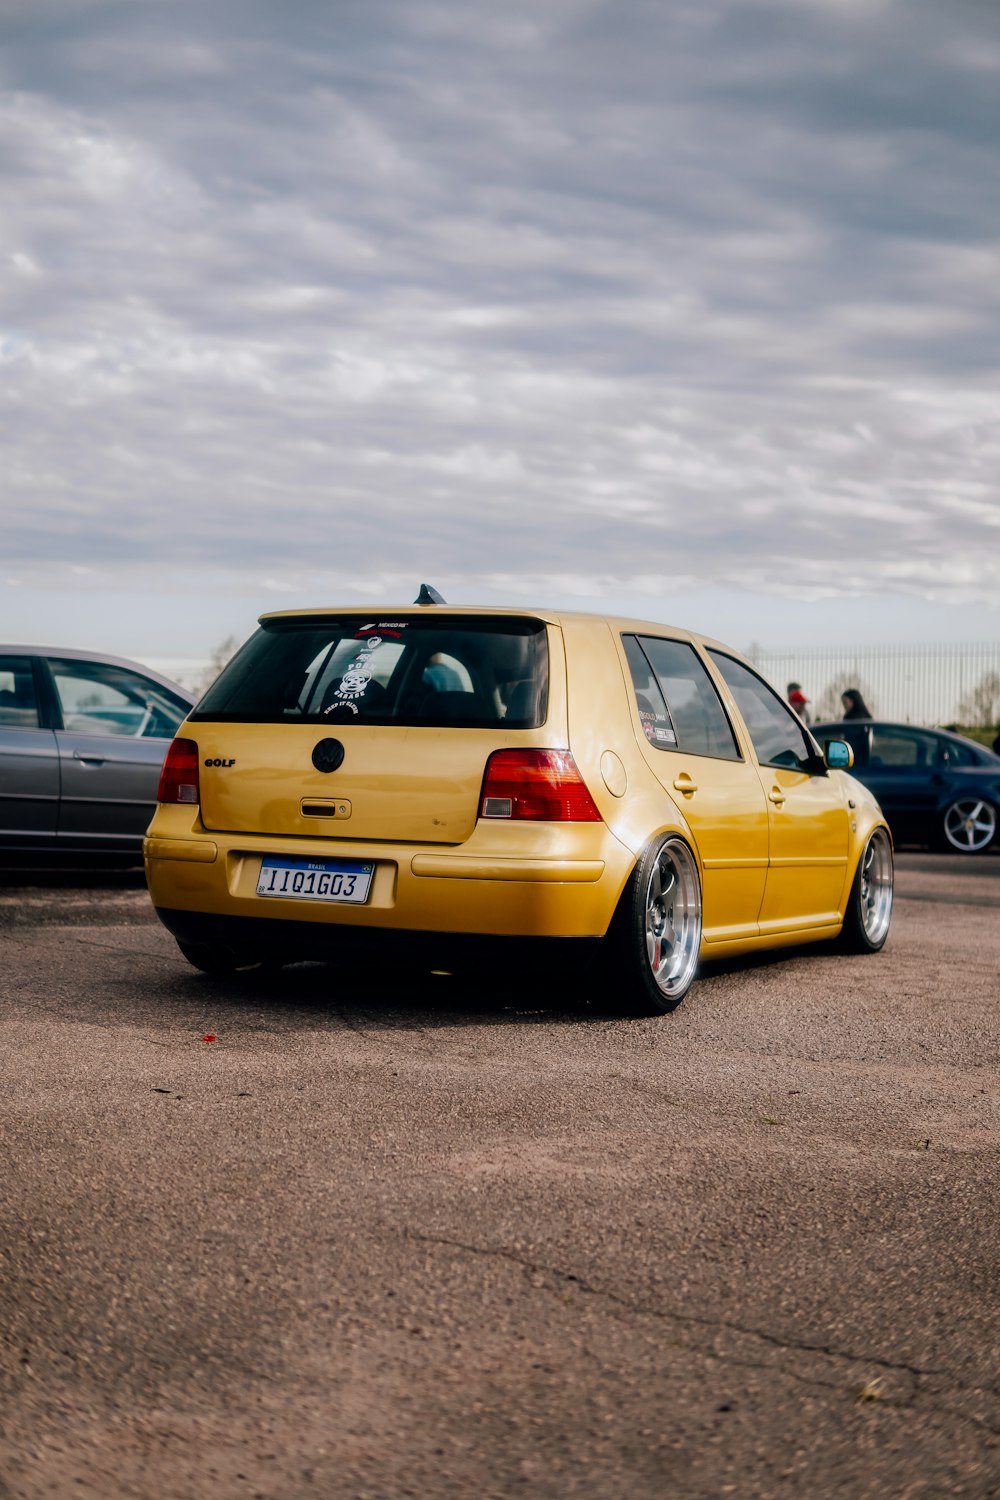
top-left (144, 824), bottom-right (634, 941)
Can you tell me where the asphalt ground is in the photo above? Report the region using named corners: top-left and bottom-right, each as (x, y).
top-left (0, 853), bottom-right (997, 1500)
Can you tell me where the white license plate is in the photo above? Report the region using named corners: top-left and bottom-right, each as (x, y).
top-left (256, 856), bottom-right (373, 904)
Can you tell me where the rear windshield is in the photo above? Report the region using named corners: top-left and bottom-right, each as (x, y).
top-left (192, 615), bottom-right (549, 728)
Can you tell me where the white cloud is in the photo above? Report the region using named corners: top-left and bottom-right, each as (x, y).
top-left (0, 0), bottom-right (998, 654)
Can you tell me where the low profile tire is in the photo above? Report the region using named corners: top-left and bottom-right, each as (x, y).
top-left (941, 797), bottom-right (997, 854)
top-left (607, 835), bottom-right (703, 1016)
top-left (175, 939), bottom-right (264, 975)
top-left (840, 827), bottom-right (893, 953)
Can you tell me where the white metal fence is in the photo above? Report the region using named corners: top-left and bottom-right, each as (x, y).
top-left (748, 643), bottom-right (1000, 727)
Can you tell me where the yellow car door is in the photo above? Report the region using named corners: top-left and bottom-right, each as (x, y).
top-left (707, 651), bottom-right (850, 932)
top-left (620, 634), bottom-right (769, 944)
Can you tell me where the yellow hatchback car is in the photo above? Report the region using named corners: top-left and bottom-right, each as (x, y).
top-left (145, 594), bottom-right (893, 1015)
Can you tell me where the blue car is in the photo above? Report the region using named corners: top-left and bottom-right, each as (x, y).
top-left (811, 719), bottom-right (1000, 854)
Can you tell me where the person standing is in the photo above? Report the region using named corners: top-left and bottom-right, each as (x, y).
top-left (841, 688), bottom-right (872, 719)
top-left (787, 682), bottom-right (811, 723)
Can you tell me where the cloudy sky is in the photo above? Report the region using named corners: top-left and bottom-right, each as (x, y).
top-left (2, 0), bottom-right (999, 667)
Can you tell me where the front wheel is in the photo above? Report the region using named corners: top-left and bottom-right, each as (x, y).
top-left (605, 835), bottom-right (702, 1016)
top-left (840, 827), bottom-right (893, 953)
top-left (941, 797), bottom-right (997, 854)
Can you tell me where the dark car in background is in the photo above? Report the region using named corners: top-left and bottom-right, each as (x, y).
top-left (0, 646), bottom-right (194, 864)
top-left (811, 719), bottom-right (1000, 854)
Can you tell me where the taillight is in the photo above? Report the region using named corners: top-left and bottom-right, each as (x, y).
top-left (480, 749), bottom-right (602, 822)
top-left (157, 738), bottom-right (200, 804)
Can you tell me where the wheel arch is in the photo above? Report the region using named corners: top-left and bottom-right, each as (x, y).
top-left (840, 782), bottom-right (893, 918)
top-left (601, 828), bottom-right (705, 1015)
top-left (603, 822), bottom-right (703, 942)
top-left (839, 821), bottom-right (894, 952)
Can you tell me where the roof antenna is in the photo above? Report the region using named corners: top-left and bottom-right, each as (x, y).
top-left (414, 583), bottom-right (446, 605)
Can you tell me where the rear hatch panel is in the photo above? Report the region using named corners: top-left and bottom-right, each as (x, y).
top-left (189, 611), bottom-right (555, 847)
top-left (197, 724), bottom-right (505, 844)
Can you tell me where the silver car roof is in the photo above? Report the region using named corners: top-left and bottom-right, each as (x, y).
top-left (0, 644), bottom-right (194, 701)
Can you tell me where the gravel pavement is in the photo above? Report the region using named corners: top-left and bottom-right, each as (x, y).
top-left (0, 854), bottom-right (997, 1499)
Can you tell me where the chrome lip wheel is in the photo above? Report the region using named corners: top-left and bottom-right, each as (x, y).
top-left (943, 798), bottom-right (997, 853)
top-left (644, 839), bottom-right (701, 999)
top-left (859, 828), bottom-right (893, 945)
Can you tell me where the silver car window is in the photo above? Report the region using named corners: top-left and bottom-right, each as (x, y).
top-left (49, 659), bottom-right (188, 739)
top-left (0, 657), bottom-right (40, 728)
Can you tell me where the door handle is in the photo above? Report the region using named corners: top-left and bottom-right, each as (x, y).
top-left (768, 787), bottom-right (785, 806)
top-left (73, 751), bottom-right (106, 765)
top-left (672, 775), bottom-right (697, 795)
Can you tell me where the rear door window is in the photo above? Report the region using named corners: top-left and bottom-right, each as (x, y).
top-left (193, 616), bottom-right (549, 728)
top-left (623, 636), bottom-right (740, 759)
top-left (47, 659), bottom-right (189, 739)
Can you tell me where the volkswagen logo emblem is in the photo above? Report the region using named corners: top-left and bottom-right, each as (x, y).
top-left (312, 738), bottom-right (345, 773)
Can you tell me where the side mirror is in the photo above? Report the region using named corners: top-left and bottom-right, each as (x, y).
top-left (824, 739), bottom-right (854, 770)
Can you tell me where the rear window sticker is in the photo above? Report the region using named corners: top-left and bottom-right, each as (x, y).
top-left (356, 621), bottom-right (408, 638)
top-left (638, 697), bottom-right (677, 746)
top-left (326, 636), bottom-right (382, 714)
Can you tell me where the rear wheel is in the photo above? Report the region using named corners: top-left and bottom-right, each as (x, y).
top-left (941, 797), bottom-right (997, 854)
top-left (840, 827), bottom-right (893, 952)
top-left (607, 835), bottom-right (702, 1016)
